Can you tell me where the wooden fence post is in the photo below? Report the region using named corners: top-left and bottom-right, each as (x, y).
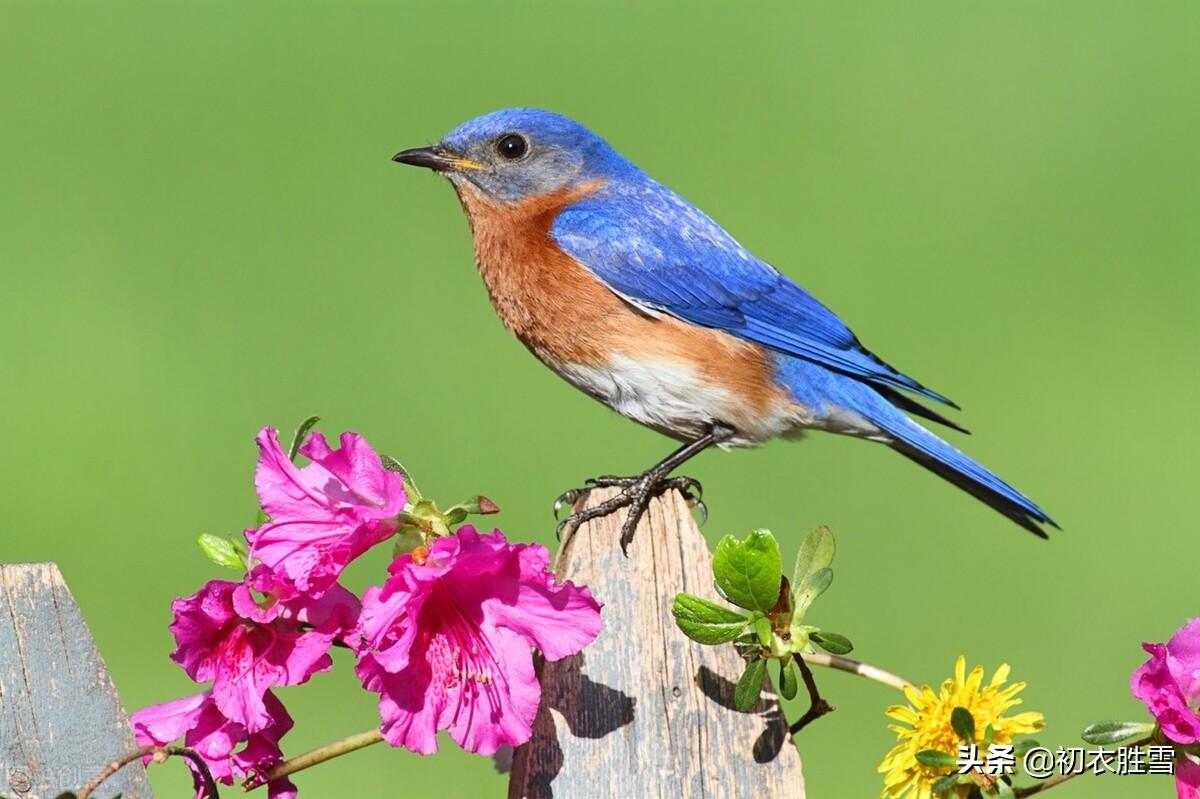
top-left (0, 563), bottom-right (152, 799)
top-left (508, 488), bottom-right (807, 799)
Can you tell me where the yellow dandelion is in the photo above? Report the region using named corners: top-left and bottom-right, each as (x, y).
top-left (878, 656), bottom-right (1044, 799)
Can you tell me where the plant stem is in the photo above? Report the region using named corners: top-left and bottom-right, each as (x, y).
top-left (1012, 770), bottom-right (1077, 797)
top-left (789, 655), bottom-right (836, 734)
top-left (800, 651), bottom-right (915, 692)
top-left (244, 728), bottom-right (383, 789)
top-left (79, 745), bottom-right (218, 799)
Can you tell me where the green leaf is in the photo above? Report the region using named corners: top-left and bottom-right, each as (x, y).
top-left (671, 593), bottom-right (750, 644)
top-left (734, 658), bottom-right (767, 711)
top-left (792, 567), bottom-right (833, 617)
top-left (1013, 738), bottom-right (1039, 757)
top-left (733, 636), bottom-right (760, 660)
top-left (931, 774), bottom-right (960, 795)
top-left (915, 749), bottom-right (958, 768)
top-left (993, 779), bottom-right (1015, 799)
top-left (810, 630), bottom-right (853, 655)
top-left (779, 659), bottom-right (799, 700)
top-left (288, 415), bottom-right (321, 461)
top-left (712, 529), bottom-right (782, 612)
top-left (753, 615), bottom-right (773, 646)
top-left (983, 723), bottom-right (995, 746)
top-left (952, 706), bottom-right (976, 743)
top-left (792, 525), bottom-right (835, 594)
top-left (1080, 720), bottom-right (1156, 745)
top-left (197, 533), bottom-right (247, 570)
top-left (380, 454), bottom-right (421, 498)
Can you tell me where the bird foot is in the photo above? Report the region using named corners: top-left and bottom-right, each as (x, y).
top-left (554, 474), bottom-right (705, 554)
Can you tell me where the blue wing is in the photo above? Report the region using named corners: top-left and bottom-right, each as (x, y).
top-left (551, 180), bottom-right (957, 408)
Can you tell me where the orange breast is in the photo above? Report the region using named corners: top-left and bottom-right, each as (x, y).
top-left (453, 180), bottom-right (796, 432)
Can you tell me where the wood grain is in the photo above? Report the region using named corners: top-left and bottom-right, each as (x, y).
top-left (508, 488), bottom-right (806, 799)
top-left (0, 563), bottom-right (152, 798)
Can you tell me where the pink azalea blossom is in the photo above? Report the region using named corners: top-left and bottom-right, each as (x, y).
top-left (131, 689), bottom-right (296, 799)
top-left (247, 427), bottom-right (406, 595)
top-left (353, 526), bottom-right (603, 755)
top-left (169, 572), bottom-right (359, 732)
top-left (1179, 756), bottom-right (1200, 799)
top-left (1132, 617), bottom-right (1200, 744)
top-left (1132, 617), bottom-right (1200, 797)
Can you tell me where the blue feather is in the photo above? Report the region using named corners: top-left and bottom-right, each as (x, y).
top-left (552, 178), bottom-right (957, 407)
top-left (772, 356), bottom-right (1056, 536)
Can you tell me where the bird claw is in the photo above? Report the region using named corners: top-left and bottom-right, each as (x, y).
top-left (552, 472), bottom-right (705, 549)
top-left (552, 488), bottom-right (583, 521)
top-left (660, 475), bottom-right (702, 504)
top-left (662, 475), bottom-right (707, 527)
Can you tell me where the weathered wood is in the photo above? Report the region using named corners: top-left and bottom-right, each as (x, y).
top-left (0, 563), bottom-right (152, 798)
top-left (509, 488), bottom-right (806, 799)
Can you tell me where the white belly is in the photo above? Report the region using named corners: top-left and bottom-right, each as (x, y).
top-left (555, 355), bottom-right (812, 446)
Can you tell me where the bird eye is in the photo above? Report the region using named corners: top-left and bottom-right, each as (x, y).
top-left (496, 133), bottom-right (528, 160)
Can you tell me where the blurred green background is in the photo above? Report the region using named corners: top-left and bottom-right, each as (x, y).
top-left (2, 1), bottom-right (1197, 796)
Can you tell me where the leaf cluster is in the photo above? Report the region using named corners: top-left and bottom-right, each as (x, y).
top-left (672, 526), bottom-right (852, 711)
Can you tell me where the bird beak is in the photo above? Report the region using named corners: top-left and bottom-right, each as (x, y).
top-left (392, 146), bottom-right (485, 173)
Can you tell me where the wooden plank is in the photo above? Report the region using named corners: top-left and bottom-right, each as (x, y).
top-left (508, 488), bottom-right (806, 799)
top-left (0, 563), bottom-right (152, 798)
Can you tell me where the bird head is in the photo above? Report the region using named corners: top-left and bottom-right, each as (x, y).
top-left (393, 108), bottom-right (633, 203)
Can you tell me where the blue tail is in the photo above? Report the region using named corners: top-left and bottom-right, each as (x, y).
top-left (776, 358), bottom-right (1057, 537)
top-left (880, 415), bottom-right (1057, 538)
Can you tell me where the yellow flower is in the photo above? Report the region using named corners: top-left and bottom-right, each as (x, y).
top-left (878, 656), bottom-right (1044, 799)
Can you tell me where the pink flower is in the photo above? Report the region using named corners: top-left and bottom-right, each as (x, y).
top-left (352, 527), bottom-right (602, 755)
top-left (247, 427), bottom-right (406, 596)
top-left (1132, 617), bottom-right (1200, 796)
top-left (1179, 756), bottom-right (1200, 799)
top-left (131, 689), bottom-right (296, 799)
top-left (1132, 617), bottom-right (1200, 744)
top-left (169, 572), bottom-right (359, 732)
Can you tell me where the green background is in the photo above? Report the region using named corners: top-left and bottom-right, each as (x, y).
top-left (3, 2), bottom-right (1197, 797)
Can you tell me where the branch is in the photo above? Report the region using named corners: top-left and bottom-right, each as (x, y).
top-left (244, 728), bottom-right (383, 790)
top-left (788, 651), bottom-right (915, 735)
top-left (789, 655), bottom-right (835, 734)
top-left (79, 744), bottom-right (218, 799)
top-left (800, 651), bottom-right (915, 692)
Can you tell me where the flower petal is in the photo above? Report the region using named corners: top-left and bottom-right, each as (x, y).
top-left (1178, 753), bottom-right (1200, 799)
top-left (1133, 641), bottom-right (1200, 744)
top-left (131, 692), bottom-right (213, 747)
top-left (440, 528), bottom-right (602, 661)
top-left (249, 427), bottom-right (403, 596)
top-left (443, 624), bottom-right (542, 755)
top-left (300, 431), bottom-right (406, 516)
top-left (253, 427), bottom-right (332, 520)
top-left (354, 527), bottom-right (602, 757)
top-left (1167, 618), bottom-right (1200, 706)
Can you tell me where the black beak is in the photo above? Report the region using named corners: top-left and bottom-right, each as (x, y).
top-left (392, 146), bottom-right (458, 172)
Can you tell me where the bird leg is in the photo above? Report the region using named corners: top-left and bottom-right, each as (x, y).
top-left (554, 425), bottom-right (730, 553)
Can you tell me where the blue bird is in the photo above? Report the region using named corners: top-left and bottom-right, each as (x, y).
top-left (393, 108), bottom-right (1056, 549)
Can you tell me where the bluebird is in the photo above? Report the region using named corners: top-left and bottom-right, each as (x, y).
top-left (393, 109), bottom-right (1056, 549)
